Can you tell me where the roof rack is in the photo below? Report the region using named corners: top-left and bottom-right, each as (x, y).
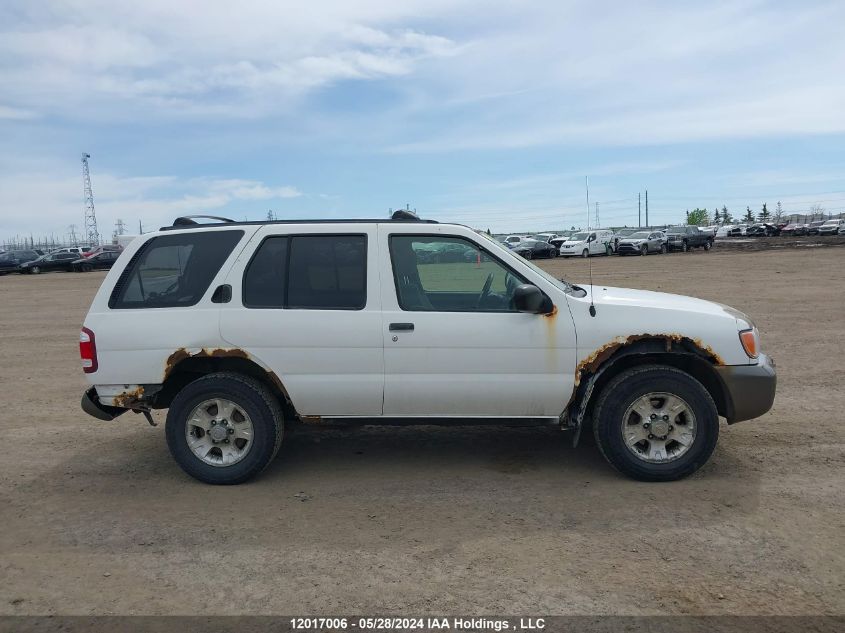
top-left (172, 215), bottom-right (236, 226)
top-left (160, 212), bottom-right (438, 231)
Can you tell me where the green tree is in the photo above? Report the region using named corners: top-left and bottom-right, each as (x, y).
top-left (774, 201), bottom-right (784, 223)
top-left (758, 203), bottom-right (770, 222)
top-left (744, 206), bottom-right (755, 223)
top-left (713, 208), bottom-right (721, 224)
top-left (686, 207), bottom-right (709, 225)
top-left (722, 205), bottom-right (733, 224)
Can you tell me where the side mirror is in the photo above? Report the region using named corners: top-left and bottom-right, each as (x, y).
top-left (587, 234), bottom-right (596, 243)
top-left (513, 284), bottom-right (551, 313)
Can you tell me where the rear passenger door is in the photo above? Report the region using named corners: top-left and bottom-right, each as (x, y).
top-left (219, 226), bottom-right (384, 417)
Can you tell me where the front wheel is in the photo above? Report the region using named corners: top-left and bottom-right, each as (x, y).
top-left (581, 249), bottom-right (589, 258)
top-left (166, 372), bottom-right (284, 484)
top-left (81, 263), bottom-right (93, 272)
top-left (660, 244), bottom-right (667, 254)
top-left (704, 241), bottom-right (712, 251)
top-left (31, 266), bottom-right (41, 274)
top-left (640, 245), bottom-right (648, 256)
top-left (592, 365), bottom-right (719, 481)
top-left (681, 241), bottom-right (689, 253)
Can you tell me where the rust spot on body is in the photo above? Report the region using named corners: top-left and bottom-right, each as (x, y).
top-left (164, 347), bottom-right (250, 380)
top-left (543, 304), bottom-right (558, 319)
top-left (573, 333), bottom-right (724, 387)
top-left (112, 385), bottom-right (145, 408)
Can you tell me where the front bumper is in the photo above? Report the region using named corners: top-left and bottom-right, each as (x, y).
top-left (714, 354), bottom-right (777, 423)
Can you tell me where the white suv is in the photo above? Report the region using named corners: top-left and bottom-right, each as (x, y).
top-left (80, 213), bottom-right (776, 484)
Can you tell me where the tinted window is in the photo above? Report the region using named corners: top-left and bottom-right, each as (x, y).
top-left (288, 235), bottom-right (366, 309)
top-left (110, 230), bottom-right (243, 309)
top-left (243, 236), bottom-right (288, 308)
top-left (242, 234), bottom-right (367, 310)
top-left (390, 235), bottom-right (525, 312)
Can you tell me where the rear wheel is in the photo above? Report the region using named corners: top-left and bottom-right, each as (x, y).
top-left (592, 365), bottom-right (719, 481)
top-left (166, 372), bottom-right (284, 484)
top-left (81, 263), bottom-right (93, 272)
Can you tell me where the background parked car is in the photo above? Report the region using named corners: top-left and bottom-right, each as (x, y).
top-left (72, 250), bottom-right (122, 272)
top-left (511, 238), bottom-right (558, 259)
top-left (558, 230), bottom-right (614, 258)
top-left (50, 246), bottom-right (92, 256)
top-left (746, 223), bottom-right (781, 237)
top-left (19, 252), bottom-right (78, 274)
top-left (0, 249), bottom-right (40, 274)
top-left (503, 235), bottom-right (528, 248)
top-left (806, 220), bottom-right (826, 235)
top-left (616, 230), bottom-right (666, 255)
top-left (818, 219), bottom-right (844, 235)
top-left (781, 223), bottom-right (807, 236)
top-left (665, 226), bottom-right (713, 252)
top-left (611, 228), bottom-right (639, 252)
top-left (82, 244), bottom-right (123, 258)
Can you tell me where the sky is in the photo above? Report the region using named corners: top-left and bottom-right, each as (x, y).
top-left (1, 0), bottom-right (844, 241)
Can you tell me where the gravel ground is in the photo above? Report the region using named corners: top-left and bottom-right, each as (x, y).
top-left (0, 246), bottom-right (842, 616)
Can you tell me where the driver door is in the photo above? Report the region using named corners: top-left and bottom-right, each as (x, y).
top-left (378, 225), bottom-right (575, 419)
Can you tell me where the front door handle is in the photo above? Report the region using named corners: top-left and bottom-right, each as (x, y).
top-left (389, 322), bottom-right (415, 331)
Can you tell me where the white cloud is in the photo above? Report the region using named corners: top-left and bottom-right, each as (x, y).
top-left (0, 167), bottom-right (303, 241)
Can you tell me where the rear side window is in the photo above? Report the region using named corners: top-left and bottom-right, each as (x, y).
top-left (109, 230), bottom-right (243, 309)
top-left (242, 234), bottom-right (366, 310)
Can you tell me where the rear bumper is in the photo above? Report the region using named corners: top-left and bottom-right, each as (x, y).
top-left (715, 354), bottom-right (777, 423)
top-left (81, 387), bottom-right (128, 421)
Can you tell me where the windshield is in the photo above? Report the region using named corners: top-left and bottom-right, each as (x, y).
top-left (823, 220), bottom-right (838, 225)
top-left (518, 240), bottom-right (540, 247)
top-left (629, 232), bottom-right (650, 239)
top-left (479, 233), bottom-right (573, 294)
top-left (568, 232), bottom-right (588, 241)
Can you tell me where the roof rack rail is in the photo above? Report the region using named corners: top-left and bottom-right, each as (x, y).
top-left (172, 215), bottom-right (236, 226)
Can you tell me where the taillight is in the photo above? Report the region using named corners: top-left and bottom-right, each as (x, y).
top-left (79, 327), bottom-right (98, 373)
top-left (739, 329), bottom-right (758, 359)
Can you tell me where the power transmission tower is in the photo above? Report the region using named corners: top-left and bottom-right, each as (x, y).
top-left (68, 224), bottom-right (79, 246)
top-left (81, 153), bottom-right (99, 246)
top-left (115, 218), bottom-right (126, 235)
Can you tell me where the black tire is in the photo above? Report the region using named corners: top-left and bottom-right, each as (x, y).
top-left (166, 372), bottom-right (284, 484)
top-left (581, 249), bottom-right (589, 258)
top-left (592, 365), bottom-right (719, 481)
top-left (660, 244), bottom-right (667, 254)
top-left (640, 244), bottom-right (648, 256)
top-left (703, 241), bottom-right (712, 251)
top-left (81, 263), bottom-right (93, 272)
top-left (31, 266), bottom-right (41, 274)
top-left (681, 241), bottom-right (689, 253)
top-left (525, 251), bottom-right (533, 260)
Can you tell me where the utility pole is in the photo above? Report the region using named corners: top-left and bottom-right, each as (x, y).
top-left (585, 177), bottom-right (590, 230)
top-left (645, 189), bottom-right (649, 227)
top-left (81, 153), bottom-right (99, 247)
top-left (595, 202), bottom-right (600, 228)
top-left (139, 219), bottom-right (143, 234)
top-left (638, 193), bottom-right (641, 227)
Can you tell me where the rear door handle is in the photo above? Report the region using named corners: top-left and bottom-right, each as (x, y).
top-left (389, 322), bottom-right (415, 331)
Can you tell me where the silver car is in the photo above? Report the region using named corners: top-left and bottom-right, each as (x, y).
top-left (616, 230), bottom-right (666, 255)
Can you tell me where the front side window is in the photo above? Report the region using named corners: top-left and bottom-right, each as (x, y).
top-left (390, 235), bottom-right (525, 312)
top-left (109, 230), bottom-right (243, 309)
top-left (243, 234), bottom-right (367, 310)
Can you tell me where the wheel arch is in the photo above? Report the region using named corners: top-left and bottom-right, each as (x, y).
top-left (153, 349), bottom-right (299, 420)
top-left (568, 336), bottom-right (733, 438)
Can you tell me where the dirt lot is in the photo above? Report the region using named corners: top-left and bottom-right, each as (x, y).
top-left (0, 246), bottom-right (843, 616)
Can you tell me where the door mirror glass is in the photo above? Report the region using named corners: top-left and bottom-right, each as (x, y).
top-left (587, 234), bottom-right (596, 243)
top-left (512, 284), bottom-right (547, 313)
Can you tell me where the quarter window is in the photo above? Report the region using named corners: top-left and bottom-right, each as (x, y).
top-left (109, 230), bottom-right (243, 309)
top-left (389, 235), bottom-right (525, 312)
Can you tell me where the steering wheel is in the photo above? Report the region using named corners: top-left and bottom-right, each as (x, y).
top-left (476, 272), bottom-right (494, 308)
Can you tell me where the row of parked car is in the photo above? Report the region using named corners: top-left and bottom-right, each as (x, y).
top-left (499, 225), bottom-right (714, 259)
top-left (0, 245), bottom-right (123, 275)
top-left (708, 218), bottom-right (844, 237)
